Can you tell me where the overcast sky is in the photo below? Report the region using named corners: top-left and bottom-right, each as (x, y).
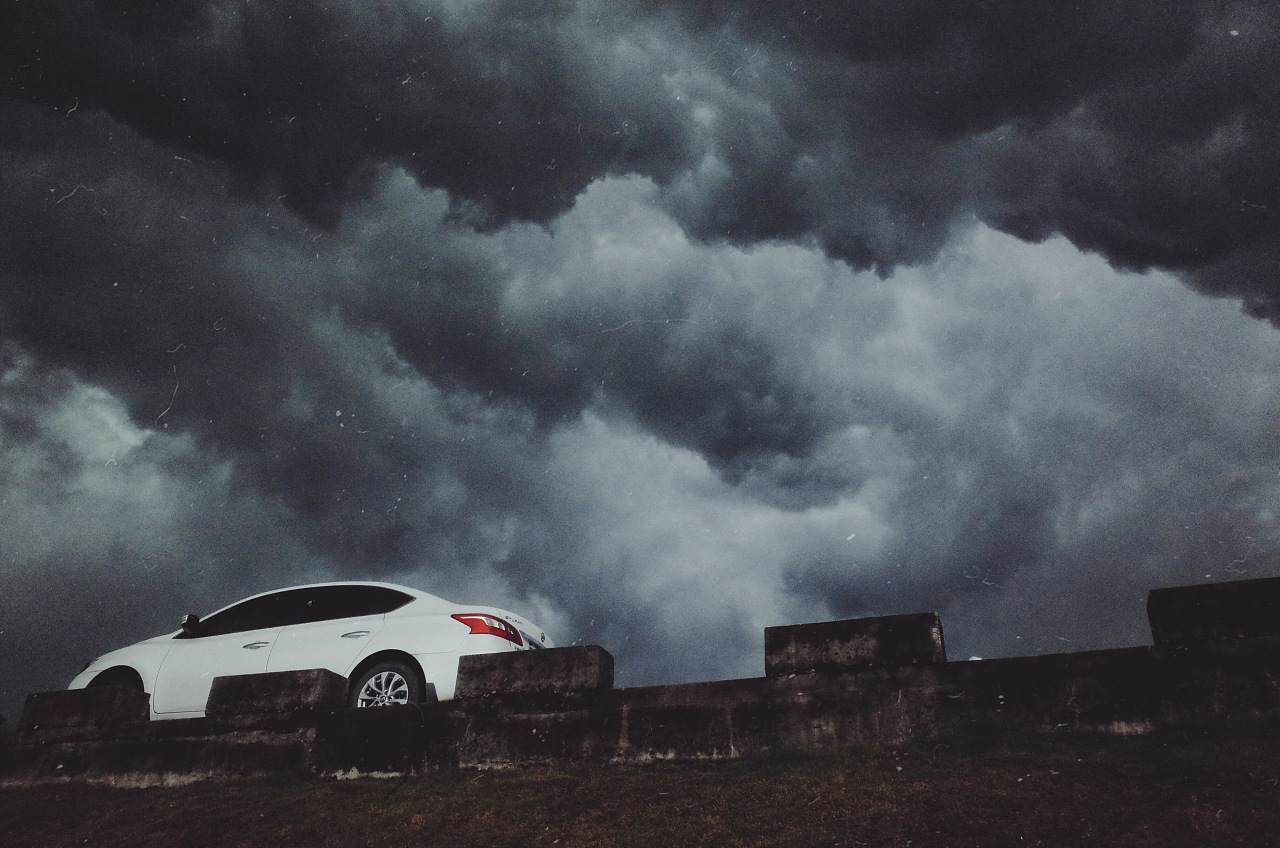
top-left (2, 1), bottom-right (1279, 720)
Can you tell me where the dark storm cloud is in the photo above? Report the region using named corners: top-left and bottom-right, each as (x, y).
top-left (2, 0), bottom-right (696, 228)
top-left (647, 0), bottom-right (1280, 296)
top-left (6, 1), bottom-right (1278, 298)
top-left (0, 99), bottom-right (554, 580)
top-left (652, 0), bottom-right (1202, 131)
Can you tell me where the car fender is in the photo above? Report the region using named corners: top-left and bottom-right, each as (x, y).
top-left (68, 634), bottom-right (177, 702)
top-left (352, 613), bottom-right (468, 671)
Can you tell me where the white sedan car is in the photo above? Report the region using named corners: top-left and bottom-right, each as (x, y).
top-left (69, 582), bottom-right (554, 719)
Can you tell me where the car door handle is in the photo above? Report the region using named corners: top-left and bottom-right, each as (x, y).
top-left (341, 630), bottom-right (371, 639)
top-left (242, 641), bottom-right (271, 650)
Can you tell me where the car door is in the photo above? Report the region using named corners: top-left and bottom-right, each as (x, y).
top-left (150, 592), bottom-right (291, 715)
top-left (265, 586), bottom-right (402, 677)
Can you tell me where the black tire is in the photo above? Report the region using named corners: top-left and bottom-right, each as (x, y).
top-left (87, 668), bottom-right (143, 690)
top-left (347, 660), bottom-right (423, 708)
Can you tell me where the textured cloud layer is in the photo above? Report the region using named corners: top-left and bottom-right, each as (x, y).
top-left (6, 2), bottom-right (1278, 288)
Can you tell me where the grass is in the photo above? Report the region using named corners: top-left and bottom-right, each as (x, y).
top-left (4, 715), bottom-right (1280, 847)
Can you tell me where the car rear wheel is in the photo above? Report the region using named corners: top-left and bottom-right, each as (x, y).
top-left (348, 660), bottom-right (422, 708)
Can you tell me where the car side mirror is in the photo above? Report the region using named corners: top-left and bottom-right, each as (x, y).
top-left (180, 613), bottom-right (200, 636)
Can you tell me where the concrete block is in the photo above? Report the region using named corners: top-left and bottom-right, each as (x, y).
top-left (1148, 576), bottom-right (1280, 660)
top-left (20, 686), bottom-right (150, 730)
top-left (943, 648), bottom-right (1164, 729)
top-left (620, 704), bottom-right (734, 760)
top-left (312, 703), bottom-right (444, 774)
top-left (455, 646), bottom-right (614, 698)
top-left (765, 612), bottom-right (946, 677)
top-left (453, 704), bottom-right (621, 767)
top-left (205, 669), bottom-right (348, 717)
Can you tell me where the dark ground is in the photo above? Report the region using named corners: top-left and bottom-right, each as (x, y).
top-left (4, 715), bottom-right (1280, 847)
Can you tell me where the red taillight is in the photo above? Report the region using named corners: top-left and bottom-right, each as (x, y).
top-left (451, 613), bottom-right (523, 646)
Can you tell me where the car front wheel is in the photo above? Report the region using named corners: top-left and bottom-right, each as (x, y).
top-left (87, 668), bottom-right (144, 691)
top-left (348, 661), bottom-right (422, 708)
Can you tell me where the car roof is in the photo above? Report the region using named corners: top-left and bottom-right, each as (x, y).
top-left (202, 581), bottom-right (457, 618)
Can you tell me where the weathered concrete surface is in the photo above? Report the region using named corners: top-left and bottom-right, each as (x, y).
top-left (206, 669), bottom-right (348, 718)
top-left (0, 712), bottom-right (318, 786)
top-left (765, 612), bottom-right (946, 677)
top-left (443, 646), bottom-right (1280, 767)
top-left (610, 678), bottom-right (766, 761)
top-left (0, 730), bottom-right (316, 786)
top-left (311, 704), bottom-right (449, 775)
top-left (1148, 576), bottom-right (1280, 661)
top-left (450, 691), bottom-right (622, 767)
top-left (456, 646), bottom-right (614, 698)
top-left (20, 686), bottom-right (150, 730)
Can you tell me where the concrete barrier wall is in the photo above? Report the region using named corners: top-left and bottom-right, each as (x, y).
top-left (206, 669), bottom-right (348, 719)
top-left (20, 686), bottom-right (150, 731)
top-left (1148, 576), bottom-right (1280, 661)
top-left (456, 646), bottom-right (614, 698)
top-left (764, 612), bottom-right (946, 677)
top-left (6, 575), bottom-right (1280, 783)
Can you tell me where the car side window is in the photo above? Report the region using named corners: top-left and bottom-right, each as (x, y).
top-left (196, 592), bottom-right (295, 637)
top-left (283, 587), bottom-right (331, 626)
top-left (185, 585), bottom-right (415, 636)
top-left (294, 586), bottom-right (413, 624)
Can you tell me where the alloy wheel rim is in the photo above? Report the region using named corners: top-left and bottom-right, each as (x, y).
top-left (357, 670), bottom-right (409, 707)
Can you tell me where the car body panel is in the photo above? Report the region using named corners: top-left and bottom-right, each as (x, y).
top-left (266, 614), bottom-right (386, 677)
top-left (152, 625), bottom-right (282, 714)
top-left (69, 581), bottom-right (555, 719)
